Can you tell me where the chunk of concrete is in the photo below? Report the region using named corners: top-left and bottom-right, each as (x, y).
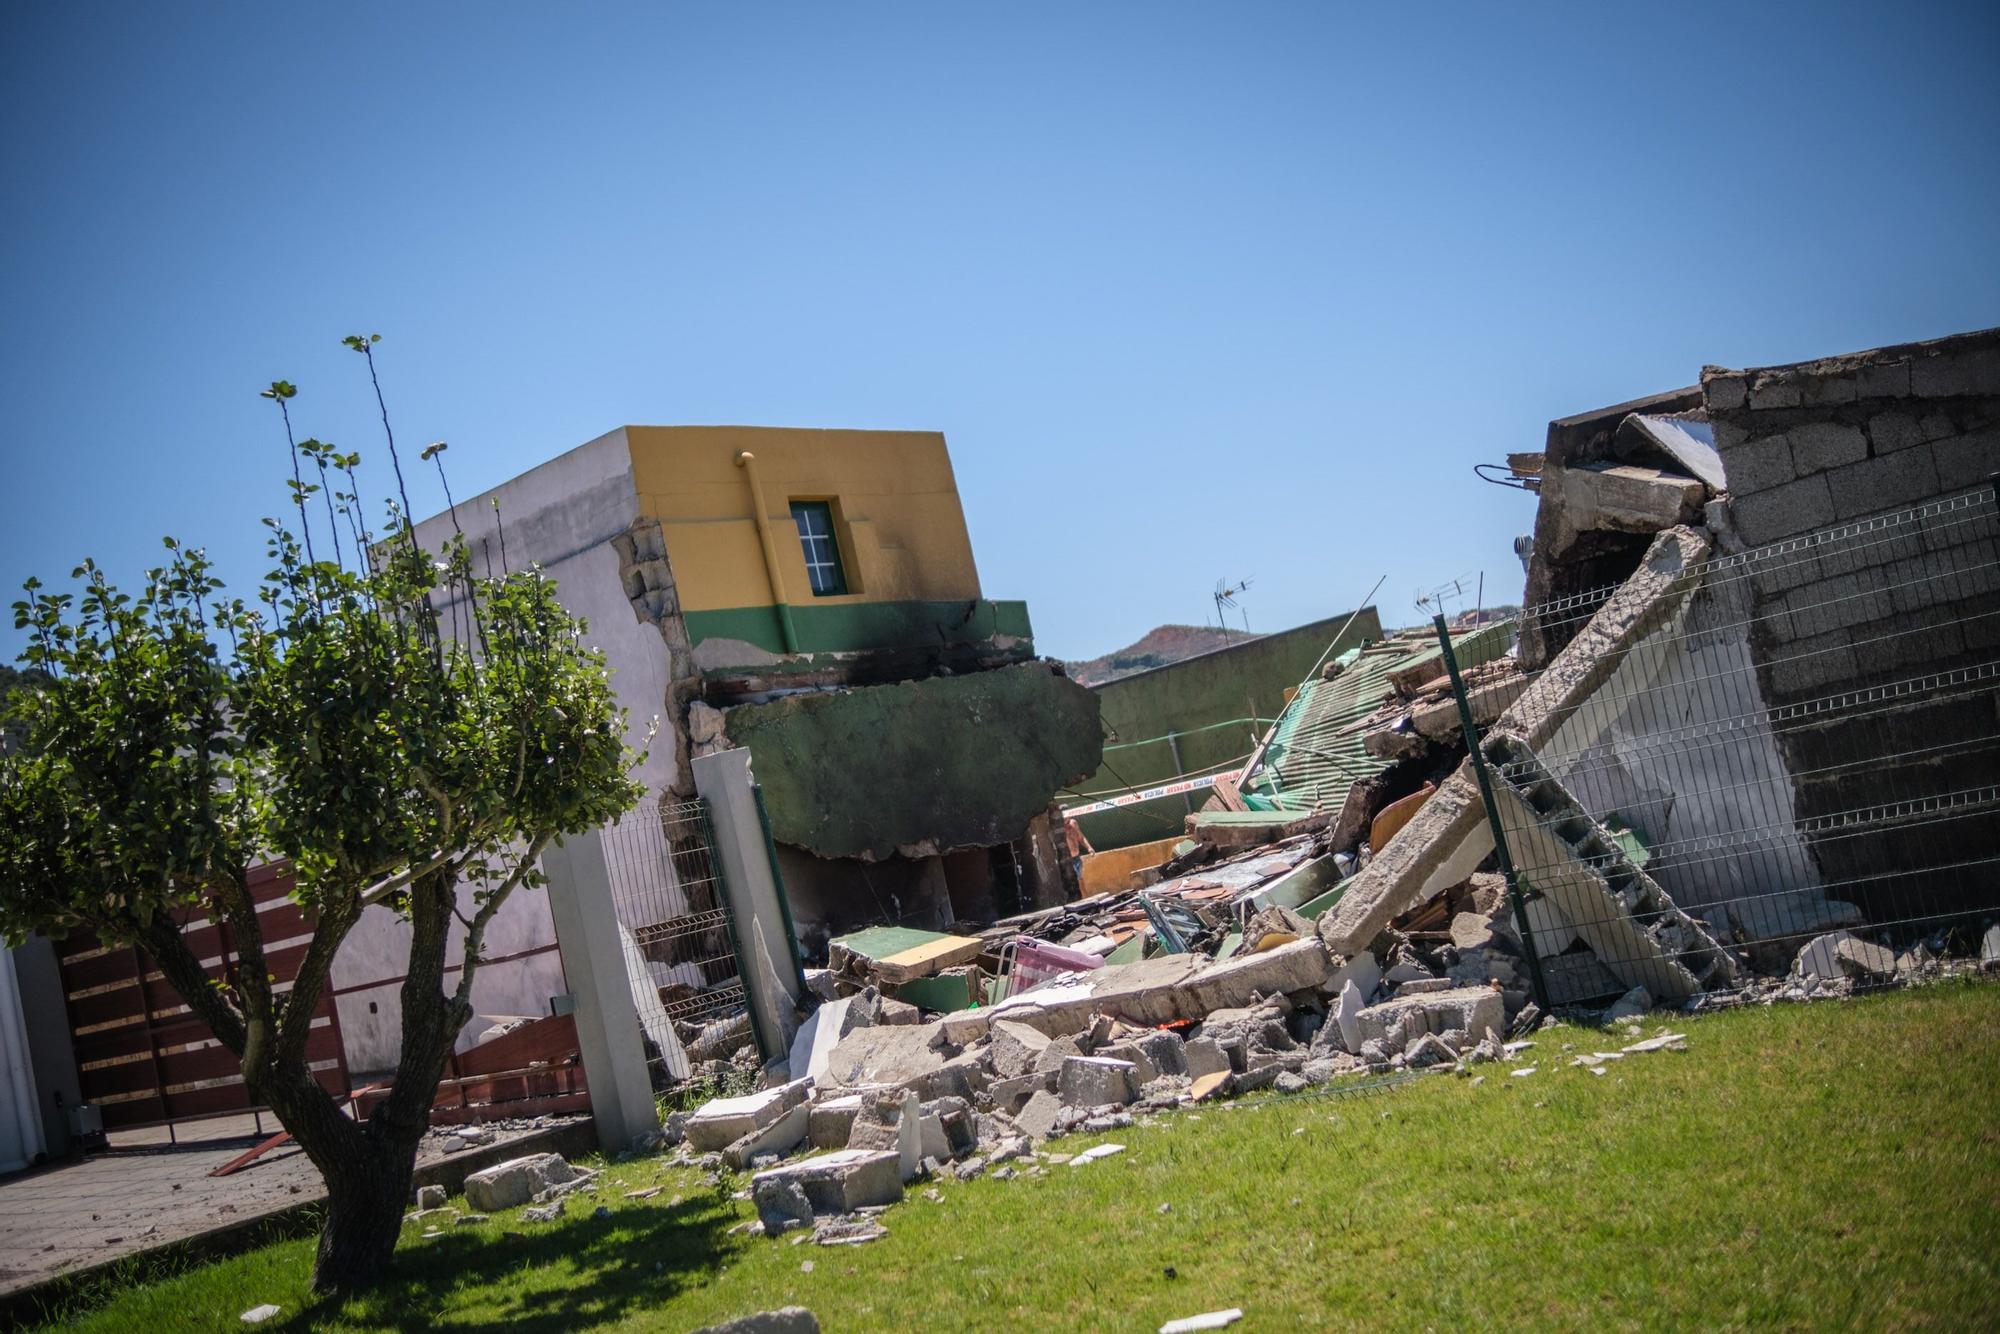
top-left (1182, 1037), bottom-right (1231, 1080)
top-left (686, 1081), bottom-right (813, 1152)
top-left (807, 1094), bottom-right (863, 1150)
top-left (1033, 1034), bottom-right (1087, 1075)
top-left (1794, 930), bottom-right (1856, 981)
top-left (1602, 987), bottom-right (1651, 1022)
top-left (987, 1073), bottom-right (1043, 1115)
top-left (1351, 987), bottom-right (1503, 1052)
top-left (845, 1089), bottom-right (923, 1181)
top-left (415, 1184), bottom-right (446, 1211)
top-left (1833, 937), bottom-right (1897, 982)
top-left (723, 1101), bottom-right (809, 1170)
top-left (1015, 1089), bottom-right (1062, 1140)
top-left (1333, 979), bottom-right (1366, 1053)
top-left (752, 1149), bottom-right (904, 1217)
top-left (692, 1308), bottom-right (821, 1334)
top-left (751, 1175), bottom-right (815, 1234)
top-left (463, 1153), bottom-right (577, 1213)
top-left (989, 1019), bottom-right (1053, 1079)
top-left (1057, 1055), bottom-right (1138, 1109)
top-left (819, 1021), bottom-right (953, 1092)
top-left (1096, 1029), bottom-right (1186, 1085)
top-left (1328, 949), bottom-right (1381, 1002)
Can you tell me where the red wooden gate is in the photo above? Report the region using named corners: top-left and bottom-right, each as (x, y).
top-left (55, 862), bottom-right (350, 1136)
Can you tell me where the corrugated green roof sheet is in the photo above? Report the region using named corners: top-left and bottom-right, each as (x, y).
top-left (1241, 620), bottom-right (1515, 813)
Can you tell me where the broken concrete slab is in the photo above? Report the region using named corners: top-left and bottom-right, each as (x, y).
top-left (463, 1154), bottom-right (577, 1213)
top-left (1183, 1037), bottom-right (1230, 1080)
top-left (751, 1149), bottom-right (904, 1218)
top-left (723, 1102), bottom-right (810, 1170)
top-left (1483, 735), bottom-right (1740, 1001)
top-left (989, 1019), bottom-right (1053, 1079)
top-left (807, 1094), bottom-right (863, 1150)
top-left (1057, 1056), bottom-right (1139, 1109)
top-left (1558, 463), bottom-right (1705, 540)
top-left (1412, 676), bottom-right (1529, 742)
top-left (686, 1081), bottom-right (814, 1152)
top-left (966, 938), bottom-right (1333, 1041)
top-left (691, 1307), bottom-right (821, 1334)
top-left (1833, 937), bottom-right (1897, 983)
top-left (1342, 987), bottom-right (1503, 1055)
top-left (1014, 1089), bottom-right (1062, 1140)
top-left (845, 1090), bottom-right (923, 1181)
top-left (1321, 528), bottom-right (1712, 960)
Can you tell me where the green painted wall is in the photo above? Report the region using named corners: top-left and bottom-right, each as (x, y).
top-left (1073, 607), bottom-right (1382, 850)
top-left (725, 660), bottom-right (1102, 860)
top-left (686, 598), bottom-right (1033, 663)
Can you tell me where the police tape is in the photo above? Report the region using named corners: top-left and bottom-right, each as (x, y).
top-left (1061, 772), bottom-right (1221, 818)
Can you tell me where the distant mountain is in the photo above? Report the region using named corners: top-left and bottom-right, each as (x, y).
top-left (1066, 624), bottom-right (1256, 687)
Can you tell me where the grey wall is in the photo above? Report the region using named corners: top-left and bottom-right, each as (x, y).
top-left (1704, 328), bottom-right (2000, 931)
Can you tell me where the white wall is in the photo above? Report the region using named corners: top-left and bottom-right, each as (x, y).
top-left (1540, 574), bottom-right (1828, 942)
top-left (335, 427), bottom-right (677, 1076)
top-left (0, 949), bottom-right (44, 1173)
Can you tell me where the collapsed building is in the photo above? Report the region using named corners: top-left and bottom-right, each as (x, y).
top-left (347, 426), bottom-right (1102, 1080)
top-left (665, 327), bottom-right (1998, 1240)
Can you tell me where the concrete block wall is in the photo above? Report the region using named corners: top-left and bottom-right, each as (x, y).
top-left (1702, 327), bottom-right (2000, 926)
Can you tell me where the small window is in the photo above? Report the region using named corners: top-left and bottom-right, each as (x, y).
top-left (789, 500), bottom-right (848, 596)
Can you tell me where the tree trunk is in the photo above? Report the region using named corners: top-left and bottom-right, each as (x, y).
top-left (310, 1125), bottom-right (424, 1294)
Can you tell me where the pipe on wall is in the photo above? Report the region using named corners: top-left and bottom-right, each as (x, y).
top-left (734, 450), bottom-right (800, 655)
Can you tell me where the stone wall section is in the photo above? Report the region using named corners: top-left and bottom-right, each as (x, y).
top-left (1702, 327), bottom-right (2000, 907)
top-left (611, 515), bottom-right (706, 797)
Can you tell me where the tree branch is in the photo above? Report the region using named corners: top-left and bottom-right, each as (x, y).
top-left (450, 836), bottom-right (550, 1012)
top-left (273, 889), bottom-right (361, 1067)
top-left (142, 914), bottom-right (248, 1056)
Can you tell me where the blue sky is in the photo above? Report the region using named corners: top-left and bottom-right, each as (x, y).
top-left (3, 3), bottom-right (1996, 662)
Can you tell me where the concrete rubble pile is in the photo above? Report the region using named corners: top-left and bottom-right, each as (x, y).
top-left (662, 912), bottom-right (1561, 1243)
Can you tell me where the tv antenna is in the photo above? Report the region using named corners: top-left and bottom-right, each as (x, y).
top-left (1414, 571), bottom-right (1480, 624)
top-left (1213, 577), bottom-right (1253, 640)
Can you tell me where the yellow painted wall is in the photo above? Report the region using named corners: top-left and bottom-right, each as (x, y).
top-left (624, 426), bottom-right (983, 614)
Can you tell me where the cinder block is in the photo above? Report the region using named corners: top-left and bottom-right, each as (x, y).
top-left (1801, 373), bottom-right (1859, 407)
top-left (1704, 371), bottom-right (1749, 412)
top-left (1856, 359), bottom-right (1913, 400)
top-left (1789, 422), bottom-right (1869, 473)
top-left (1722, 433), bottom-right (1796, 494)
top-left (1826, 448), bottom-right (1942, 521)
top-left (1932, 430), bottom-right (2000, 493)
top-left (1748, 374), bottom-right (1802, 409)
top-left (1762, 628), bottom-right (1857, 702)
top-left (1867, 411), bottom-right (1926, 454)
top-left (1784, 573), bottom-right (1894, 638)
top-left (1851, 619), bottom-right (1966, 679)
top-left (1910, 346), bottom-right (2000, 398)
top-left (1731, 475), bottom-right (1836, 547)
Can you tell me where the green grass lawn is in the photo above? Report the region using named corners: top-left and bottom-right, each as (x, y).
top-left (36, 981), bottom-right (2000, 1332)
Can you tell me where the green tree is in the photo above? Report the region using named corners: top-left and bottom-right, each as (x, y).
top-left (0, 338), bottom-right (642, 1293)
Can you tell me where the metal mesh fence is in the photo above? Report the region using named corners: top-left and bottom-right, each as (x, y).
top-left (599, 797), bottom-right (750, 1085)
top-left (1444, 482), bottom-right (2000, 1011)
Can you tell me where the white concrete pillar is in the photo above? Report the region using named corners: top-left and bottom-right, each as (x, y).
top-left (542, 829), bottom-right (661, 1150)
top-left (693, 749), bottom-right (803, 1063)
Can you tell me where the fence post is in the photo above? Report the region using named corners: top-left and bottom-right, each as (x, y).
top-left (542, 827), bottom-right (662, 1150)
top-left (693, 748), bottom-right (804, 1064)
top-left (1433, 614), bottom-right (1553, 1014)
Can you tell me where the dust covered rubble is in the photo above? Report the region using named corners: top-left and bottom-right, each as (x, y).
top-left (660, 913), bottom-right (1583, 1244)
